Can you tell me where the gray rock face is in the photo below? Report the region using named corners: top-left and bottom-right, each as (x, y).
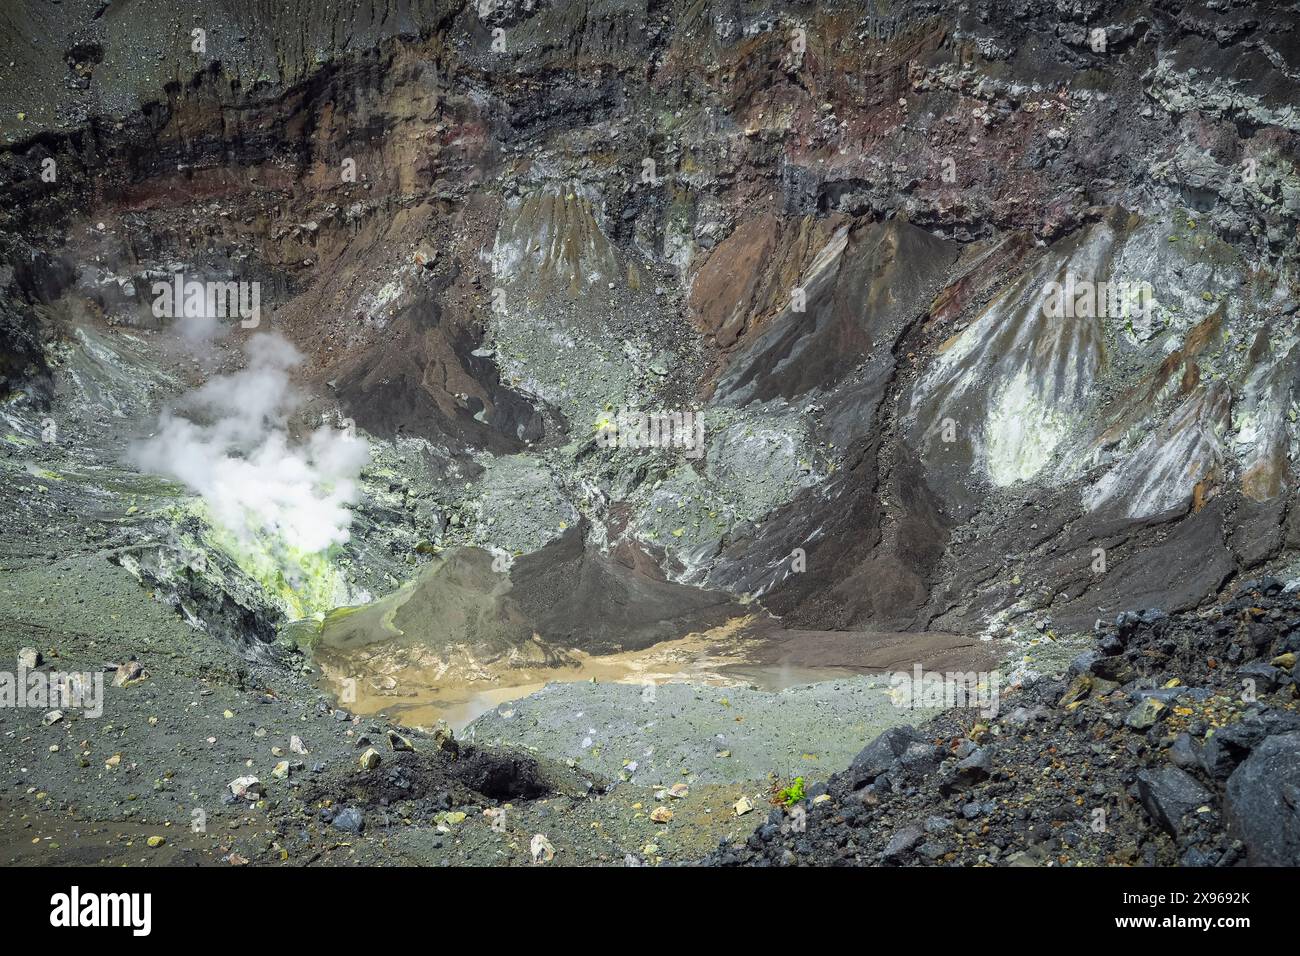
top-left (843, 726), bottom-right (924, 791)
top-left (1136, 766), bottom-right (1213, 837)
top-left (1225, 732), bottom-right (1300, 866)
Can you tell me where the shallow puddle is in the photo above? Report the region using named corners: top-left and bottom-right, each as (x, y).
top-left (314, 614), bottom-right (877, 731)
top-left (311, 554), bottom-right (1000, 732)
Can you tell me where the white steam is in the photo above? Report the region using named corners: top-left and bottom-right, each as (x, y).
top-left (131, 333), bottom-right (369, 555)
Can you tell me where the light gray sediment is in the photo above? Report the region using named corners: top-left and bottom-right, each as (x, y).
top-left (464, 675), bottom-right (945, 787)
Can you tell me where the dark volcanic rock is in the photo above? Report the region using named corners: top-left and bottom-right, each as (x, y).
top-left (842, 726), bottom-right (925, 791)
top-left (8, 0), bottom-right (1300, 874)
top-left (711, 587), bottom-right (1300, 868)
top-left (1136, 767), bottom-right (1213, 838)
top-left (882, 824), bottom-right (924, 862)
top-left (942, 745), bottom-right (993, 793)
top-left (1225, 732), bottom-right (1300, 865)
top-left (1201, 710), bottom-right (1300, 780)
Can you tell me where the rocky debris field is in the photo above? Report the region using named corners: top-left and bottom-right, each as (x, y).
top-left (712, 581), bottom-right (1300, 866)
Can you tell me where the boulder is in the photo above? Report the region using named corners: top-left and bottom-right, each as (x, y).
top-left (1169, 733), bottom-right (1201, 770)
top-left (1225, 731), bottom-right (1300, 865)
top-left (1003, 705), bottom-right (1049, 728)
top-left (843, 726), bottom-right (923, 790)
top-left (955, 746), bottom-right (991, 780)
top-left (1136, 766), bottom-right (1212, 837)
top-left (1200, 710), bottom-right (1300, 779)
top-left (895, 741), bottom-right (942, 782)
top-left (941, 745), bottom-right (993, 793)
top-left (1236, 661), bottom-right (1284, 693)
top-left (530, 833), bottom-right (555, 863)
top-left (433, 721), bottom-right (459, 758)
top-left (112, 660), bottom-right (144, 687)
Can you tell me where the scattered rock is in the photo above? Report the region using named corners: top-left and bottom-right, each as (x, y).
top-left (112, 660), bottom-right (144, 687)
top-left (883, 824), bottom-right (923, 861)
top-left (530, 833), bottom-right (555, 863)
top-left (433, 721), bottom-right (459, 758)
top-left (229, 776), bottom-right (262, 800)
top-left (1125, 696), bottom-right (1167, 730)
top-left (331, 807), bottom-right (365, 834)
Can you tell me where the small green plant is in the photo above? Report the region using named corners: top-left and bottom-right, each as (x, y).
top-left (777, 776), bottom-right (806, 806)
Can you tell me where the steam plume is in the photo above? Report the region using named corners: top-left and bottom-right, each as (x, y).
top-left (131, 333), bottom-right (369, 556)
